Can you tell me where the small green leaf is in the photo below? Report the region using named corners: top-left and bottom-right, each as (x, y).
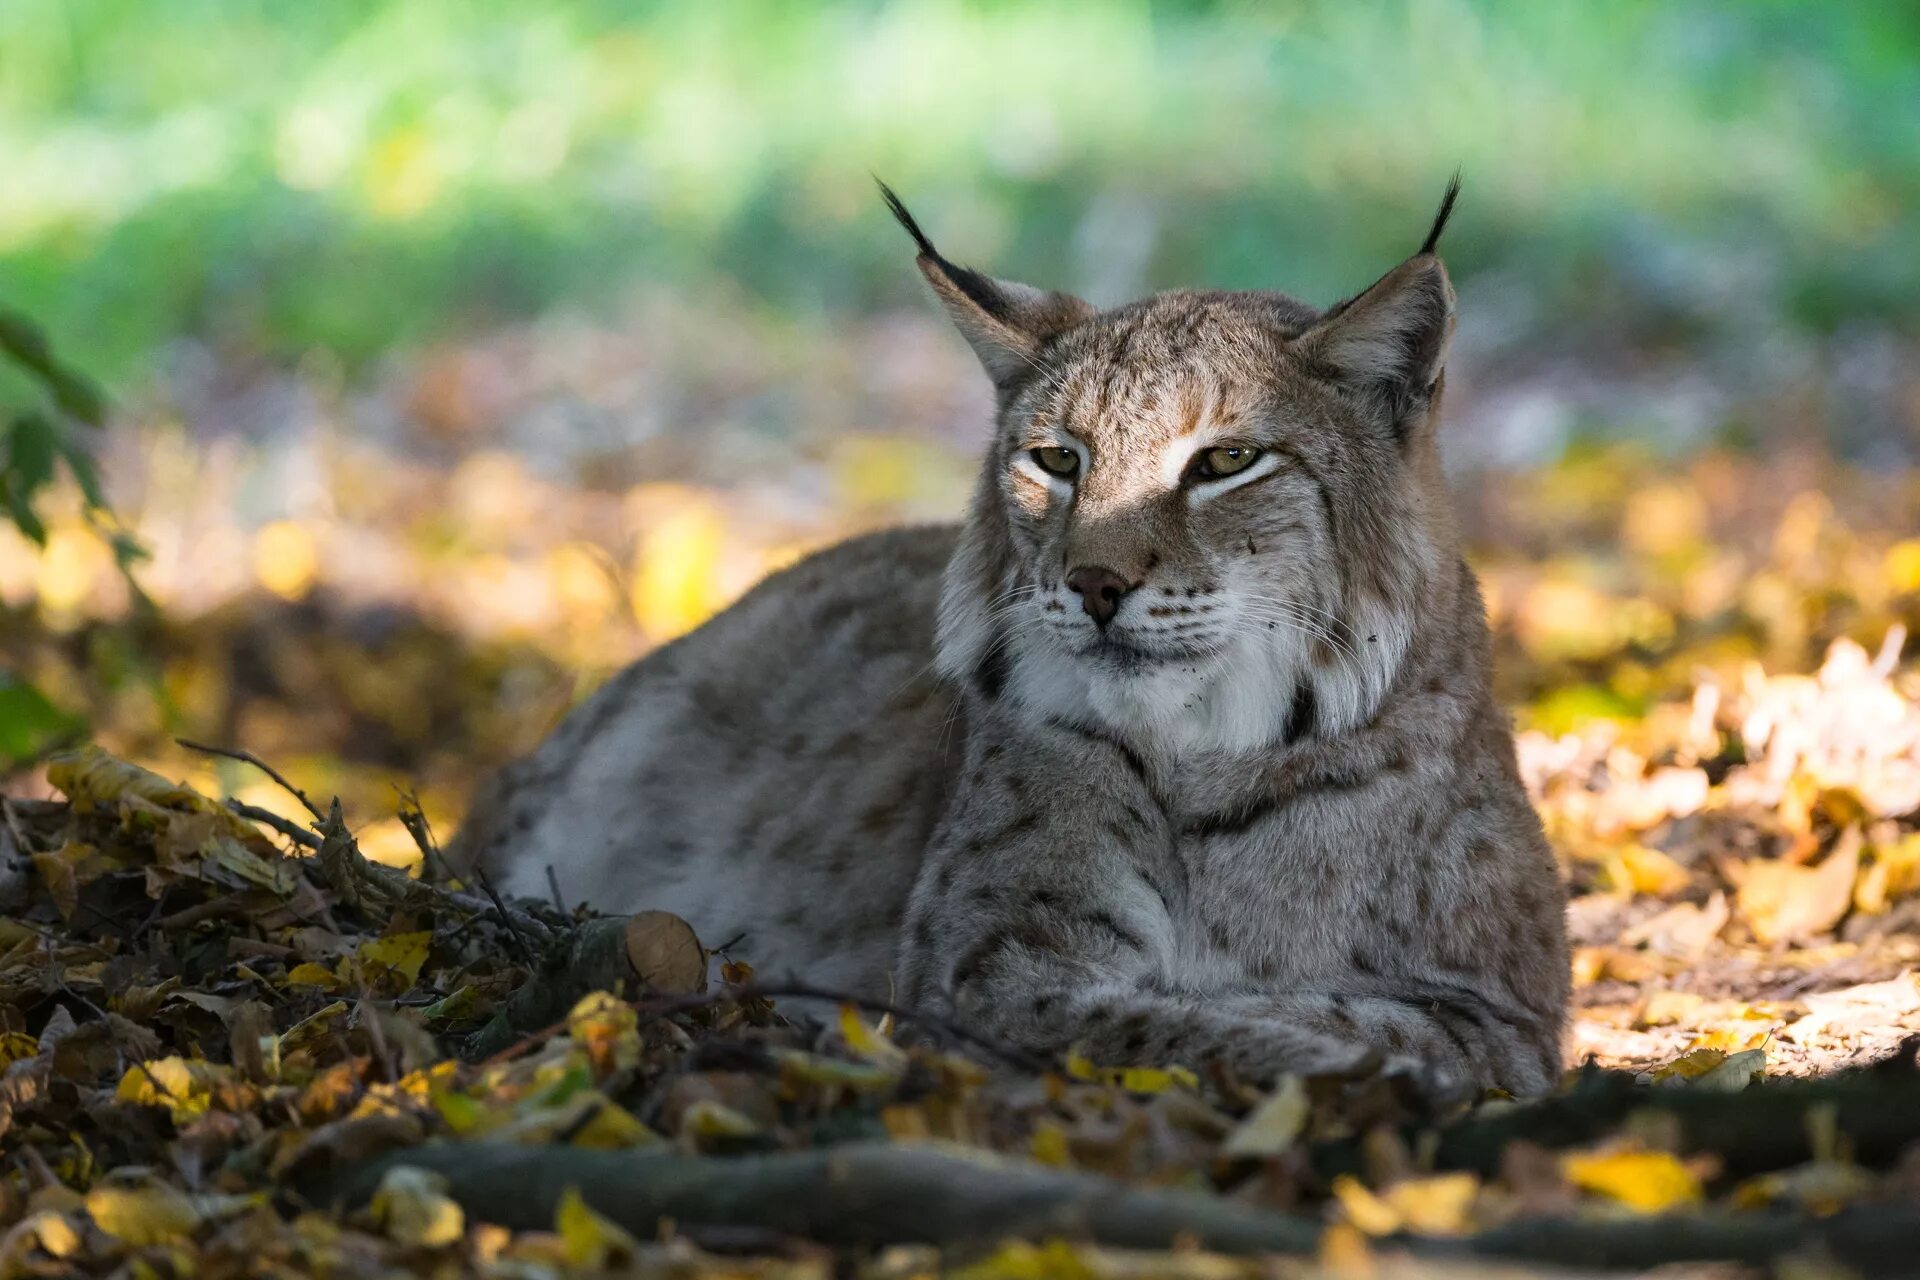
top-left (0, 671), bottom-right (83, 765)
top-left (0, 309), bottom-right (106, 427)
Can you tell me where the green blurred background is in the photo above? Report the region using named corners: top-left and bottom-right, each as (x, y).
top-left (5, 1), bottom-right (1918, 449)
top-left (3, 0), bottom-right (1919, 841)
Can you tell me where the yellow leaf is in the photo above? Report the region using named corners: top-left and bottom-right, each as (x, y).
top-left (1887, 538), bottom-right (1920, 593)
top-left (772, 1049), bottom-right (898, 1092)
top-left (371, 1165), bottom-right (464, 1249)
top-left (278, 1000), bottom-right (351, 1056)
top-left (1222, 1076), bottom-right (1309, 1159)
top-left (1607, 844), bottom-right (1691, 897)
top-left (567, 1098), bottom-right (660, 1151)
top-left (114, 1057), bottom-right (225, 1122)
top-left (45, 745), bottom-right (265, 845)
top-left (678, 1098), bottom-right (760, 1139)
top-left (838, 1003), bottom-right (907, 1069)
top-left (1644, 1046), bottom-right (1727, 1083)
top-left (4, 1210), bottom-right (83, 1261)
top-left (1382, 1173), bottom-right (1480, 1236)
top-left (629, 492), bottom-right (729, 642)
top-left (1564, 1148), bottom-right (1703, 1212)
top-left (85, 1184), bottom-right (202, 1246)
top-left (254, 519), bottom-right (319, 601)
top-left (0, 1030), bottom-right (39, 1068)
top-left (1332, 1175), bottom-right (1403, 1236)
top-left (356, 931), bottom-right (432, 991)
top-left (1029, 1122), bottom-right (1072, 1168)
top-left (555, 1185), bottom-right (638, 1269)
top-left (1063, 1050), bottom-right (1197, 1093)
top-left (950, 1239), bottom-right (1099, 1280)
top-left (1737, 827), bottom-right (1860, 945)
top-left (286, 962), bottom-right (345, 990)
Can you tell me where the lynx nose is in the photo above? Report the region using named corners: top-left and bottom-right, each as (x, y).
top-left (1065, 565), bottom-right (1133, 628)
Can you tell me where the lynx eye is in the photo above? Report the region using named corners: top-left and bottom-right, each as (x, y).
top-left (1029, 447), bottom-right (1080, 479)
top-left (1190, 445), bottom-right (1262, 480)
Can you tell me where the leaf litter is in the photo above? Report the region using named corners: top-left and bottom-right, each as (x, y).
top-left (5, 628), bottom-right (1920, 1275)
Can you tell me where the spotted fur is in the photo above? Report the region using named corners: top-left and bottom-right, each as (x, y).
top-left (455, 182), bottom-right (1569, 1094)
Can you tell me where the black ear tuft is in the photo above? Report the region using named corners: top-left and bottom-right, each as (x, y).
top-left (876, 178), bottom-right (939, 260)
top-left (875, 178), bottom-right (1011, 322)
top-left (1418, 172), bottom-right (1462, 258)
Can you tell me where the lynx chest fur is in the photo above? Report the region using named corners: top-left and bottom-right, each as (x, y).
top-left (456, 182), bottom-right (1570, 1095)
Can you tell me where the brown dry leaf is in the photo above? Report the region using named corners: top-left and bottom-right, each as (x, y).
top-left (1737, 827), bottom-right (1861, 945)
top-left (28, 850), bottom-right (79, 920)
top-left (1786, 972), bottom-right (1920, 1043)
top-left (1621, 891), bottom-right (1729, 959)
top-left (624, 909), bottom-right (706, 994)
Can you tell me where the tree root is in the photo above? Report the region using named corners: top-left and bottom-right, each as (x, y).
top-left (298, 1140), bottom-right (1323, 1255)
top-left (302, 1140), bottom-right (1920, 1272)
top-left (1312, 1059), bottom-right (1920, 1182)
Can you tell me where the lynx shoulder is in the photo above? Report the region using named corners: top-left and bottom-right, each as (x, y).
top-left (455, 179), bottom-right (1570, 1094)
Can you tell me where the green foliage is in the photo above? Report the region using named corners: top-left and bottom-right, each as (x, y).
top-left (0, 668), bottom-right (81, 762)
top-left (0, 306), bottom-right (141, 769)
top-left (0, 1), bottom-right (1914, 382)
top-left (0, 306), bottom-right (139, 568)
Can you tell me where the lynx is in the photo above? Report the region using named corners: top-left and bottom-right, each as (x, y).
top-left (455, 180), bottom-right (1570, 1094)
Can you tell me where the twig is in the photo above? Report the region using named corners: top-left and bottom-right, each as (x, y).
top-left (176, 738), bottom-right (324, 820)
top-left (0, 796), bottom-right (34, 857)
top-left (226, 798), bottom-right (322, 850)
top-left (544, 864), bottom-right (567, 916)
top-left (395, 786), bottom-right (459, 885)
top-left (473, 865), bottom-right (536, 968)
top-left (301, 1141), bottom-right (1321, 1256)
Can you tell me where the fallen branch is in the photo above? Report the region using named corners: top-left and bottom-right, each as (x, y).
top-left (299, 1141), bottom-right (1323, 1255)
top-left (1313, 1060), bottom-right (1920, 1182)
top-left (302, 1142), bottom-right (1920, 1273)
top-left (177, 737), bottom-right (325, 819)
top-left (1458, 1205), bottom-right (1920, 1276)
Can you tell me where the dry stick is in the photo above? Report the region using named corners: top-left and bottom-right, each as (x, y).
top-left (226, 799), bottom-right (321, 850)
top-left (544, 864), bottom-right (567, 916)
top-left (395, 786), bottom-right (459, 885)
top-left (472, 864), bottom-right (537, 968)
top-left (175, 738), bottom-right (325, 820)
top-left (302, 1141), bottom-right (1323, 1257)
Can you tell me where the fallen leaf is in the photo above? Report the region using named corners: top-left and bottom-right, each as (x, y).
top-left (555, 1185), bottom-right (639, 1268)
top-left (623, 909), bottom-right (705, 994)
top-left (370, 1164), bottom-right (464, 1249)
top-left (84, 1183), bottom-right (202, 1246)
top-left (1564, 1148), bottom-right (1703, 1212)
top-left (1737, 827), bottom-right (1860, 945)
top-left (1221, 1076), bottom-right (1308, 1159)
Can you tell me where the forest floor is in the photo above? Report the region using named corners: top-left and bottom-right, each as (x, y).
top-left (6, 444), bottom-right (1920, 1276)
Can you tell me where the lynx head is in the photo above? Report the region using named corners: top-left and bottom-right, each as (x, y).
top-left (885, 181), bottom-right (1468, 756)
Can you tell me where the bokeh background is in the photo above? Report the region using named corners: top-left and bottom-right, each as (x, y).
top-left (4, 0), bottom-right (1919, 859)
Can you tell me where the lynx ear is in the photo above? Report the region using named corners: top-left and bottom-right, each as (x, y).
top-left (879, 182), bottom-right (1091, 390)
top-left (1299, 177), bottom-right (1461, 437)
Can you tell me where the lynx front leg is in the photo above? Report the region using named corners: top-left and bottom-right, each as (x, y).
top-left (897, 711), bottom-right (1552, 1094)
top-left (896, 713), bottom-right (1389, 1085)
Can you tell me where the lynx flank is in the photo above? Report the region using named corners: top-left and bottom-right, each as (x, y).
top-left (456, 181), bottom-right (1570, 1094)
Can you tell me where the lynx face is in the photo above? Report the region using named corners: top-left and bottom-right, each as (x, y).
top-left (884, 186), bottom-right (1463, 756)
